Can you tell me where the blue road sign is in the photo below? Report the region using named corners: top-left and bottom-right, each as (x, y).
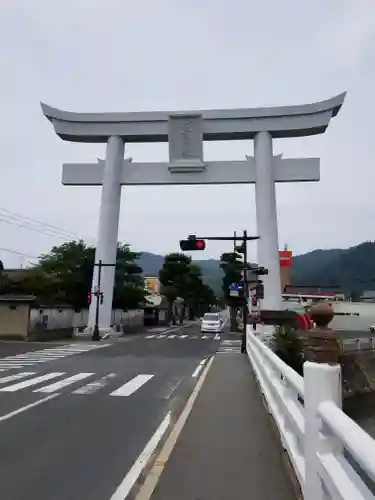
top-left (230, 282), bottom-right (243, 290)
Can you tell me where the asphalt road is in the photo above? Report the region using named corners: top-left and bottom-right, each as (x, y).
top-left (0, 321), bottom-right (225, 500)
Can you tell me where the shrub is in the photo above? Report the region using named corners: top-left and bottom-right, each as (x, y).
top-left (272, 325), bottom-right (304, 375)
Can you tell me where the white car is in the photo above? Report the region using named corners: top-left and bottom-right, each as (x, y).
top-left (200, 313), bottom-right (224, 334)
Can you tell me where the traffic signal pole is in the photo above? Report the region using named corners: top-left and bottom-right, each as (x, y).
top-left (241, 230), bottom-right (249, 354)
top-left (181, 233), bottom-right (258, 354)
top-left (92, 260), bottom-right (116, 342)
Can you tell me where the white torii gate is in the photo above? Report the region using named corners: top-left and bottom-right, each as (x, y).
top-left (42, 93), bottom-right (345, 335)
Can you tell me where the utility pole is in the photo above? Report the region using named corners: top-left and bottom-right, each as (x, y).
top-left (0, 260), bottom-right (3, 294)
top-left (91, 260), bottom-right (116, 342)
top-left (241, 230), bottom-right (249, 354)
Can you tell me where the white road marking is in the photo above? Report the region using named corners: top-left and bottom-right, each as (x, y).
top-left (192, 359), bottom-right (206, 378)
top-left (201, 335), bottom-right (209, 339)
top-left (134, 357), bottom-right (214, 500)
top-left (180, 335), bottom-right (188, 339)
top-left (157, 335), bottom-right (166, 339)
top-left (0, 344), bottom-right (110, 370)
top-left (214, 333), bottom-right (221, 340)
top-left (0, 365), bottom-right (25, 369)
top-left (145, 335), bottom-right (156, 339)
top-left (167, 335), bottom-right (176, 339)
top-left (109, 412), bottom-right (171, 500)
top-left (0, 394), bottom-right (59, 423)
top-left (0, 372), bottom-right (64, 392)
top-left (0, 372), bottom-right (36, 384)
top-left (73, 373), bottom-right (117, 395)
top-left (110, 374), bottom-right (154, 397)
top-left (34, 373), bottom-right (94, 393)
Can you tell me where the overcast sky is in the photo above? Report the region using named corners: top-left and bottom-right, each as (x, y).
top-left (0, 0), bottom-right (374, 268)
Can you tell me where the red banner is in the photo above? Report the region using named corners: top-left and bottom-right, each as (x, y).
top-left (279, 250), bottom-right (292, 268)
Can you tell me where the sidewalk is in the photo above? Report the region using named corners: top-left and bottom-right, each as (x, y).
top-left (148, 353), bottom-right (297, 500)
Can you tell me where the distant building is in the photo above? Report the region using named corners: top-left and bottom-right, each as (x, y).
top-left (144, 277), bottom-right (160, 295)
top-left (359, 290), bottom-right (375, 302)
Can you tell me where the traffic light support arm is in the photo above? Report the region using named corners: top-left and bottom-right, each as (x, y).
top-left (194, 236), bottom-right (259, 241)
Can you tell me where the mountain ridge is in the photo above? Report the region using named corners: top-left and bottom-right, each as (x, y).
top-left (138, 241), bottom-right (375, 297)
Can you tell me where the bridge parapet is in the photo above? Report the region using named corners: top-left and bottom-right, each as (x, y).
top-left (247, 328), bottom-right (375, 499)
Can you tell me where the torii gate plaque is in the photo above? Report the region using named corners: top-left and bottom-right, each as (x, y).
top-left (42, 93), bottom-right (346, 336)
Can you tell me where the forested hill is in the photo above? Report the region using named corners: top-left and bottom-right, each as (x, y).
top-left (290, 242), bottom-right (375, 296)
top-left (139, 241), bottom-right (375, 297)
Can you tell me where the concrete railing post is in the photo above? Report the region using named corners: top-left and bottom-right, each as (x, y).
top-left (303, 361), bottom-right (342, 500)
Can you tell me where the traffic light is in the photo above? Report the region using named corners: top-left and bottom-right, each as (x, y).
top-left (256, 282), bottom-right (264, 299)
top-left (252, 296), bottom-right (257, 306)
top-left (87, 293), bottom-right (92, 305)
top-left (179, 237), bottom-right (206, 251)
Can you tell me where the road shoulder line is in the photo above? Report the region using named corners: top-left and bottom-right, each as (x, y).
top-left (134, 355), bottom-right (215, 500)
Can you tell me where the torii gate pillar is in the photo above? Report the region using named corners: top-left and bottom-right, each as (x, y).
top-left (254, 131), bottom-right (282, 310)
top-left (88, 136), bottom-right (124, 334)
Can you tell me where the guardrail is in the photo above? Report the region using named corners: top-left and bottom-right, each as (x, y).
top-left (247, 328), bottom-right (375, 500)
top-left (343, 337), bottom-right (375, 351)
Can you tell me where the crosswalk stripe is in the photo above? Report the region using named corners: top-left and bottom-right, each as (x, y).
top-left (0, 344), bottom-right (109, 370)
top-left (145, 335), bottom-right (156, 339)
top-left (180, 335), bottom-right (188, 339)
top-left (201, 335), bottom-right (209, 339)
top-left (0, 372), bottom-right (36, 384)
top-left (73, 373), bottom-right (117, 395)
top-left (0, 373), bottom-right (65, 392)
top-left (167, 335), bottom-right (176, 339)
top-left (110, 374), bottom-right (154, 397)
top-left (0, 365), bottom-right (25, 369)
top-left (157, 335), bottom-right (166, 339)
top-left (34, 373), bottom-right (94, 393)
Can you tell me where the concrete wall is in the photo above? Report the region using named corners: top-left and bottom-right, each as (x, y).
top-left (0, 302), bottom-right (30, 339)
top-left (30, 307), bottom-right (144, 333)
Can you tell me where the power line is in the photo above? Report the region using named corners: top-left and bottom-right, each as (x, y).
top-left (0, 205), bottom-right (85, 240)
top-left (0, 215), bottom-right (70, 240)
top-left (0, 246), bottom-right (39, 259)
top-left (0, 206), bottom-right (94, 243)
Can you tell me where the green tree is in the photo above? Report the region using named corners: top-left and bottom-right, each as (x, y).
top-left (159, 253), bottom-right (192, 324)
top-left (183, 264), bottom-right (216, 319)
top-left (220, 251), bottom-right (243, 331)
top-left (6, 240), bottom-right (146, 311)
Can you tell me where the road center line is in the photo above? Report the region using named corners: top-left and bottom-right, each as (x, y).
top-left (192, 359), bottom-right (206, 378)
top-left (109, 412), bottom-right (171, 500)
top-left (0, 394), bottom-right (59, 423)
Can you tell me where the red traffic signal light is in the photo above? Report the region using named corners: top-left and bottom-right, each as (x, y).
top-left (179, 238), bottom-right (206, 251)
top-left (87, 294), bottom-right (92, 304)
top-left (252, 296), bottom-right (257, 306)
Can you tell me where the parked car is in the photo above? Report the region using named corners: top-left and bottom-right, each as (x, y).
top-left (200, 313), bottom-right (224, 334)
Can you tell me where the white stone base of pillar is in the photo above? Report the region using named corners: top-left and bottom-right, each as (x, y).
top-left (81, 325), bottom-right (122, 338)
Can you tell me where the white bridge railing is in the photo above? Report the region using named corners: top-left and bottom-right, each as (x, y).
top-left (247, 328), bottom-right (375, 500)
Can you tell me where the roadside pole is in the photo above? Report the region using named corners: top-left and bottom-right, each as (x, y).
top-left (92, 260), bottom-right (116, 342)
top-left (241, 231), bottom-right (249, 354)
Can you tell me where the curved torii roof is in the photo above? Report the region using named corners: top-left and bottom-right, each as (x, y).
top-left (41, 92), bottom-right (346, 143)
